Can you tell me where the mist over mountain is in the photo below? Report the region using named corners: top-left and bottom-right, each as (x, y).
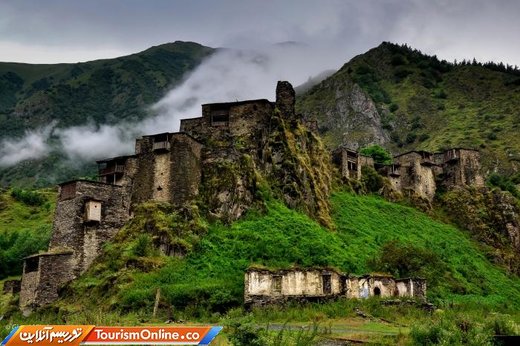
top-left (1, 41), bottom-right (520, 186)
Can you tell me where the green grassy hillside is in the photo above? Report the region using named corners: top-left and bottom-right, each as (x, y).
top-left (0, 41), bottom-right (214, 187)
top-left (57, 192), bottom-right (520, 319)
top-left (297, 42), bottom-right (520, 174)
top-left (0, 188), bottom-right (55, 279)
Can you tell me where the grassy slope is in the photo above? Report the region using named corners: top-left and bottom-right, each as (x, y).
top-left (0, 189), bottom-right (56, 279)
top-left (64, 192), bottom-right (520, 318)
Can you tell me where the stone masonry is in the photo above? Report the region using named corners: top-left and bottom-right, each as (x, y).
top-left (19, 81), bottom-right (333, 311)
top-left (244, 268), bottom-right (426, 307)
top-left (333, 147), bottom-right (484, 201)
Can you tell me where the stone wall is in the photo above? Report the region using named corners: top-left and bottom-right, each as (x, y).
top-left (245, 268), bottom-right (426, 306)
top-left (50, 180), bottom-right (130, 274)
top-left (440, 149), bottom-right (484, 189)
top-left (170, 133), bottom-right (203, 206)
top-left (395, 152), bottom-right (437, 201)
top-left (20, 180), bottom-right (131, 313)
top-left (2, 279), bottom-right (21, 295)
top-left (19, 251), bottom-right (74, 313)
top-left (244, 268), bottom-right (343, 306)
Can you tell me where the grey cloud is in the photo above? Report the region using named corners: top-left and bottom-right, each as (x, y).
top-left (0, 123), bottom-right (55, 167)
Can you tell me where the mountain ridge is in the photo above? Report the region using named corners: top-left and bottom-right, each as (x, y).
top-left (297, 41), bottom-right (520, 175)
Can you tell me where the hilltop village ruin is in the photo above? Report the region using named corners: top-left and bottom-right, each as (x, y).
top-left (13, 81), bottom-right (484, 312)
top-left (332, 146), bottom-right (484, 201)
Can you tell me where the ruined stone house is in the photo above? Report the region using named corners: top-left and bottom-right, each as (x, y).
top-left (18, 81), bottom-right (331, 313)
top-left (332, 146), bottom-right (374, 180)
top-left (333, 147), bottom-right (484, 200)
top-left (244, 268), bottom-right (426, 307)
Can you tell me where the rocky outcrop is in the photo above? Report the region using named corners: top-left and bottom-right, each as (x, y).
top-left (194, 81), bottom-right (333, 227)
top-left (297, 75), bottom-right (389, 149)
top-left (442, 186), bottom-right (520, 274)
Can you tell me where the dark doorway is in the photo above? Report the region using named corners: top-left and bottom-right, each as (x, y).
top-left (374, 287), bottom-right (381, 296)
top-left (322, 274), bottom-right (332, 294)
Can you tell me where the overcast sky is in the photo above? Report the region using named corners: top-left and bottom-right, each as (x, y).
top-left (1, 0), bottom-right (519, 66)
top-left (1, 0), bottom-right (520, 167)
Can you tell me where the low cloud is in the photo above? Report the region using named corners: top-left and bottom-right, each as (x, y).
top-left (0, 42), bottom-right (348, 167)
top-left (54, 123), bottom-right (136, 161)
top-left (0, 123), bottom-right (55, 167)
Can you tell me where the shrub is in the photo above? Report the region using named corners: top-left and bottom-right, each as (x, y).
top-left (435, 89), bottom-right (448, 99)
top-left (228, 319), bottom-right (266, 346)
top-left (361, 166), bottom-right (384, 193)
top-left (488, 174), bottom-right (520, 198)
top-left (418, 133), bottom-right (430, 142)
top-left (10, 188), bottom-right (47, 206)
top-left (389, 103), bottom-right (399, 112)
top-left (359, 145), bottom-right (392, 164)
top-left (368, 240), bottom-right (446, 284)
top-left (487, 132), bottom-right (497, 140)
top-left (406, 132), bottom-right (417, 144)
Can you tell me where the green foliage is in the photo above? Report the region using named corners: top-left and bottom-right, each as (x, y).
top-left (410, 313), bottom-right (518, 345)
top-left (0, 225), bottom-right (51, 279)
top-left (361, 166), bottom-right (384, 193)
top-left (228, 319), bottom-right (266, 346)
top-left (64, 192), bottom-right (520, 318)
top-left (351, 64), bottom-right (391, 104)
top-left (359, 144), bottom-right (392, 164)
top-left (487, 173), bottom-right (520, 198)
top-left (10, 188), bottom-right (47, 206)
top-left (389, 103), bottom-right (399, 112)
top-left (0, 189), bottom-right (55, 279)
top-left (368, 240), bottom-right (446, 286)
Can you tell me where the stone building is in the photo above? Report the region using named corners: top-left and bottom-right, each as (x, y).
top-left (332, 146), bottom-right (374, 180)
top-left (244, 268), bottom-right (426, 307)
top-left (333, 147), bottom-right (484, 201)
top-left (345, 274), bottom-right (426, 299)
top-left (244, 268), bottom-right (344, 306)
top-left (2, 279), bottom-right (21, 295)
top-left (19, 180), bottom-right (130, 313)
top-left (19, 81), bottom-right (333, 312)
top-left (393, 151), bottom-right (438, 200)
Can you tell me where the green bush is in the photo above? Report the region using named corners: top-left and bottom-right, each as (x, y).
top-left (406, 132), bottom-right (418, 144)
top-left (361, 166), bottom-right (384, 193)
top-left (10, 188), bottom-right (47, 206)
top-left (368, 240), bottom-right (446, 285)
top-left (0, 226), bottom-right (51, 279)
top-left (488, 174), bottom-right (520, 198)
top-left (487, 132), bottom-right (498, 140)
top-left (389, 103), bottom-right (399, 112)
top-left (359, 145), bottom-right (392, 164)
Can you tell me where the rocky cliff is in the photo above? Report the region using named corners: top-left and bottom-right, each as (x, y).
top-left (442, 186), bottom-right (520, 274)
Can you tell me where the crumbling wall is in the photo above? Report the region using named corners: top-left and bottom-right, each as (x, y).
top-left (19, 252), bottom-right (74, 313)
top-left (393, 278), bottom-right (426, 298)
top-left (441, 149), bottom-right (484, 189)
top-left (170, 133), bottom-right (203, 206)
top-left (51, 180), bottom-right (129, 274)
top-left (20, 180), bottom-right (131, 312)
top-left (246, 269), bottom-right (426, 305)
top-left (2, 279), bottom-right (21, 295)
top-left (395, 153), bottom-right (437, 201)
top-left (244, 268), bottom-right (342, 306)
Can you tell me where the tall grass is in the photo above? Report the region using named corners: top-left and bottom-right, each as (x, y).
top-left (105, 192), bottom-right (520, 316)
